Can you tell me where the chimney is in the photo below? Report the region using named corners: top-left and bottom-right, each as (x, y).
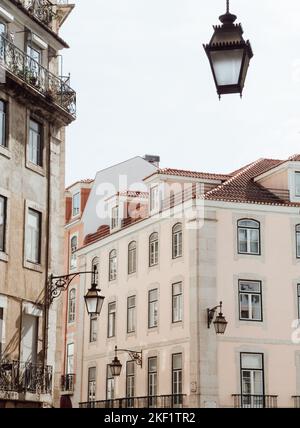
top-left (144, 154), bottom-right (160, 168)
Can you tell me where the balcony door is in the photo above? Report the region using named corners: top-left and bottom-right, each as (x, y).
top-left (21, 314), bottom-right (38, 364)
top-left (240, 353), bottom-right (264, 408)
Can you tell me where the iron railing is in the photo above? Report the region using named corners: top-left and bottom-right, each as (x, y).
top-left (232, 394), bottom-right (278, 409)
top-left (61, 374), bottom-right (75, 393)
top-left (0, 34), bottom-right (76, 117)
top-left (79, 394), bottom-right (186, 409)
top-left (292, 396), bottom-right (300, 408)
top-left (0, 360), bottom-right (53, 395)
top-left (18, 0), bottom-right (69, 29)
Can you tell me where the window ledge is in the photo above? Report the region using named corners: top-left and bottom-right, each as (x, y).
top-left (0, 251), bottom-right (8, 263)
top-left (23, 260), bottom-right (43, 273)
top-left (0, 145), bottom-right (11, 159)
top-left (26, 161), bottom-right (45, 177)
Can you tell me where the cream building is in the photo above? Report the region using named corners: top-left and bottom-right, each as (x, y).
top-left (69, 155), bottom-right (300, 409)
top-left (0, 0), bottom-right (76, 408)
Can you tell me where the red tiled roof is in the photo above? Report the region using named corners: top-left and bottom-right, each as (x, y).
top-left (66, 179), bottom-right (94, 191)
top-left (204, 158), bottom-right (300, 207)
top-left (144, 168), bottom-right (231, 181)
top-left (118, 190), bottom-right (149, 198)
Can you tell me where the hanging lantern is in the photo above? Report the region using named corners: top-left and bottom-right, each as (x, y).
top-left (203, 0), bottom-right (253, 98)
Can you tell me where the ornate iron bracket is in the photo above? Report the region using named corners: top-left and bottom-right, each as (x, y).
top-left (47, 268), bottom-right (97, 306)
top-left (116, 346), bottom-right (143, 368)
top-left (207, 301), bottom-right (223, 328)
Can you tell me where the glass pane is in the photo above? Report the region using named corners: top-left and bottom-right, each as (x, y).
top-left (0, 196), bottom-right (5, 251)
top-left (149, 289), bottom-right (158, 302)
top-left (240, 281), bottom-right (260, 293)
top-left (297, 232), bottom-right (300, 258)
top-left (238, 229), bottom-right (247, 252)
top-left (250, 229), bottom-right (259, 254)
top-left (238, 220), bottom-right (259, 229)
top-left (0, 110), bottom-right (5, 147)
top-left (295, 173), bottom-right (300, 197)
top-left (148, 357), bottom-right (157, 373)
top-left (210, 49), bottom-right (243, 86)
top-left (173, 354), bottom-right (182, 370)
top-left (253, 371), bottom-right (263, 395)
top-left (252, 295), bottom-right (262, 320)
top-left (241, 354), bottom-right (263, 370)
top-left (240, 294), bottom-right (249, 319)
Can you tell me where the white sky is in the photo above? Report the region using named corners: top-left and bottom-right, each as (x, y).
top-left (61, 0), bottom-right (300, 186)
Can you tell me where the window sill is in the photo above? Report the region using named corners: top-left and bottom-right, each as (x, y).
top-left (23, 260), bottom-right (43, 273)
top-left (26, 161), bottom-right (45, 177)
top-left (0, 252), bottom-right (8, 263)
top-left (0, 145), bottom-right (11, 159)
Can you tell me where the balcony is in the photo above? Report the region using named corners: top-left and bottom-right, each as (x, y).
top-left (0, 361), bottom-right (53, 398)
top-left (0, 34), bottom-right (76, 119)
top-left (232, 394), bottom-right (278, 409)
top-left (16, 0), bottom-right (69, 30)
top-left (61, 374), bottom-right (75, 395)
top-left (292, 396), bottom-right (300, 408)
top-left (79, 394), bottom-right (186, 409)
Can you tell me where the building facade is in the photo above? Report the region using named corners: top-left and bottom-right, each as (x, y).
top-left (69, 155), bottom-right (300, 408)
top-left (0, 0), bottom-right (76, 408)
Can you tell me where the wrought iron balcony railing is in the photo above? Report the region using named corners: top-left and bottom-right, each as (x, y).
top-left (232, 394), bottom-right (278, 409)
top-left (18, 0), bottom-right (69, 29)
top-left (0, 360), bottom-right (53, 395)
top-left (79, 394), bottom-right (186, 409)
top-left (292, 396), bottom-right (300, 408)
top-left (61, 373), bottom-right (75, 393)
top-left (0, 34), bottom-right (76, 118)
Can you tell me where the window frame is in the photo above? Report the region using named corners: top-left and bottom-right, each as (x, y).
top-left (72, 192), bottom-right (80, 217)
top-left (238, 280), bottom-right (263, 322)
top-left (237, 219), bottom-right (261, 256)
top-left (172, 353), bottom-right (183, 405)
top-left (107, 301), bottom-right (116, 338)
top-left (148, 356), bottom-right (158, 406)
top-left (297, 284), bottom-right (300, 320)
top-left (172, 223), bottom-right (183, 259)
top-left (295, 172), bottom-right (300, 197)
top-left (126, 360), bottom-right (135, 401)
top-left (172, 282), bottom-right (183, 324)
top-left (0, 195), bottom-right (7, 253)
top-left (150, 185), bottom-right (159, 212)
top-left (296, 225), bottom-right (300, 259)
top-left (91, 257), bottom-right (99, 285)
top-left (89, 315), bottom-right (98, 343)
top-left (111, 205), bottom-right (119, 230)
top-left (240, 352), bottom-right (265, 402)
top-left (127, 295), bottom-right (136, 334)
top-left (66, 343), bottom-right (74, 375)
top-left (26, 208), bottom-right (42, 265)
top-left (149, 232), bottom-right (159, 267)
top-left (128, 241), bottom-right (137, 275)
top-left (28, 118), bottom-right (43, 167)
top-left (70, 235), bottom-right (78, 269)
top-left (148, 289), bottom-right (158, 329)
top-left (106, 364), bottom-right (115, 401)
top-left (0, 99), bottom-right (7, 148)
top-left (0, 307), bottom-right (3, 358)
top-left (109, 249), bottom-right (117, 281)
top-left (68, 288), bottom-right (76, 324)
top-left (87, 367), bottom-right (96, 402)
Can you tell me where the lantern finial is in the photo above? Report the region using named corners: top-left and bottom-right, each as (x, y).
top-left (227, 0), bottom-right (230, 13)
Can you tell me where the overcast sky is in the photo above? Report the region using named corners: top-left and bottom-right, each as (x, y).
top-left (61, 0), bottom-right (300, 186)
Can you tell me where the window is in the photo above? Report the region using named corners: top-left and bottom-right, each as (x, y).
top-left (296, 225), bottom-right (300, 259)
top-left (28, 119), bottom-right (43, 166)
top-left (295, 173), bottom-right (300, 197)
top-left (90, 315), bottom-right (98, 343)
top-left (107, 302), bottom-right (116, 338)
top-left (0, 100), bottom-right (6, 147)
top-left (240, 353), bottom-right (264, 408)
top-left (106, 365), bottom-right (115, 400)
top-left (66, 343), bottom-right (74, 375)
top-left (127, 296), bottom-right (136, 334)
top-left (297, 284), bottom-right (300, 320)
top-left (150, 186), bottom-right (159, 211)
top-left (68, 289), bottom-right (76, 323)
top-left (109, 249), bottom-right (117, 281)
top-left (70, 235), bottom-right (77, 269)
top-left (88, 367), bottom-right (96, 402)
top-left (239, 281), bottom-right (262, 322)
top-left (111, 206), bottom-right (119, 230)
top-left (26, 209), bottom-right (41, 264)
top-left (72, 192), bottom-right (80, 217)
top-left (0, 308), bottom-right (3, 358)
top-left (172, 223), bottom-right (183, 259)
top-left (26, 44), bottom-right (41, 77)
top-left (0, 195), bottom-right (7, 252)
top-left (172, 282), bottom-right (183, 323)
top-left (148, 289), bottom-right (158, 329)
top-left (148, 357), bottom-right (157, 407)
top-left (91, 257), bottom-right (99, 285)
top-left (149, 232), bottom-right (159, 267)
top-left (128, 241), bottom-right (137, 274)
top-left (126, 361), bottom-right (135, 405)
top-left (172, 353), bottom-right (183, 406)
top-left (238, 219), bottom-right (260, 255)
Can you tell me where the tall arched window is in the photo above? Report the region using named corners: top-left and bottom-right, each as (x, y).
top-left (109, 249), bottom-right (117, 281)
top-left (296, 225), bottom-right (300, 258)
top-left (68, 289), bottom-right (76, 323)
top-left (70, 235), bottom-right (78, 269)
top-left (92, 257), bottom-right (99, 285)
top-left (238, 219), bottom-right (260, 255)
top-left (172, 223), bottom-right (183, 259)
top-left (128, 241), bottom-right (137, 274)
top-left (149, 232), bottom-right (159, 267)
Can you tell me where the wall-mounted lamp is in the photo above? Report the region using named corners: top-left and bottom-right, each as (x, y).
top-left (207, 301), bottom-right (228, 334)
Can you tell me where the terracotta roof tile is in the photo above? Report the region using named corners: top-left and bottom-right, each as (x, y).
top-left (144, 168), bottom-right (231, 181)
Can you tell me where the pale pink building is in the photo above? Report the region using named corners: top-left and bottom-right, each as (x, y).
top-left (64, 155), bottom-right (300, 408)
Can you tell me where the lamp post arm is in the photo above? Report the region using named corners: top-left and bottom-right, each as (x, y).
top-left (114, 346), bottom-right (143, 367)
top-left (207, 301), bottom-right (223, 328)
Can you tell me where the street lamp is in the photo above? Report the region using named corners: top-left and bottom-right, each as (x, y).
top-left (48, 265), bottom-right (105, 316)
top-left (203, 0), bottom-right (253, 98)
top-left (109, 346), bottom-right (143, 377)
top-left (207, 301), bottom-right (228, 335)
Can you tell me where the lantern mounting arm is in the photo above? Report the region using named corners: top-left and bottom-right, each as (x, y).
top-left (114, 345), bottom-right (143, 368)
top-left (207, 301), bottom-right (224, 328)
top-left (47, 266), bottom-right (98, 306)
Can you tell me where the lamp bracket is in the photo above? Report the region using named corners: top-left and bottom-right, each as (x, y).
top-left (115, 347), bottom-right (143, 368)
top-left (207, 302), bottom-right (223, 328)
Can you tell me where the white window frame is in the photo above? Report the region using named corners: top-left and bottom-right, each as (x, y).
top-left (296, 225), bottom-right (300, 259)
top-left (89, 315), bottom-right (98, 343)
top-left (172, 223), bottom-right (183, 259)
top-left (295, 172), bottom-right (300, 197)
top-left (88, 367), bottom-right (96, 402)
top-left (149, 232), bottom-right (159, 267)
top-left (148, 289), bottom-right (158, 329)
top-left (107, 301), bottom-right (116, 338)
top-left (66, 343), bottom-right (74, 375)
top-left (106, 365), bottom-right (115, 400)
top-left (150, 185), bottom-right (159, 212)
top-left (70, 234), bottom-right (78, 269)
top-left (238, 219), bottom-right (260, 255)
top-left (28, 118), bottom-right (42, 167)
top-left (72, 192), bottom-right (80, 217)
top-left (126, 361), bottom-right (135, 400)
top-left (26, 208), bottom-right (41, 265)
top-left (128, 241), bottom-right (137, 274)
top-left (127, 296), bottom-right (136, 334)
top-left (109, 249), bottom-right (117, 281)
top-left (239, 280), bottom-right (262, 322)
top-left (172, 282), bottom-right (183, 323)
top-left (172, 353), bottom-right (183, 405)
top-left (68, 288), bottom-right (76, 324)
top-left (111, 206), bottom-right (119, 230)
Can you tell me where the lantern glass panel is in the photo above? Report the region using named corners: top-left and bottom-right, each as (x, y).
top-left (210, 49), bottom-right (243, 86)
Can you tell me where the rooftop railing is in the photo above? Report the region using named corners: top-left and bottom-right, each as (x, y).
top-left (0, 34), bottom-right (76, 118)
